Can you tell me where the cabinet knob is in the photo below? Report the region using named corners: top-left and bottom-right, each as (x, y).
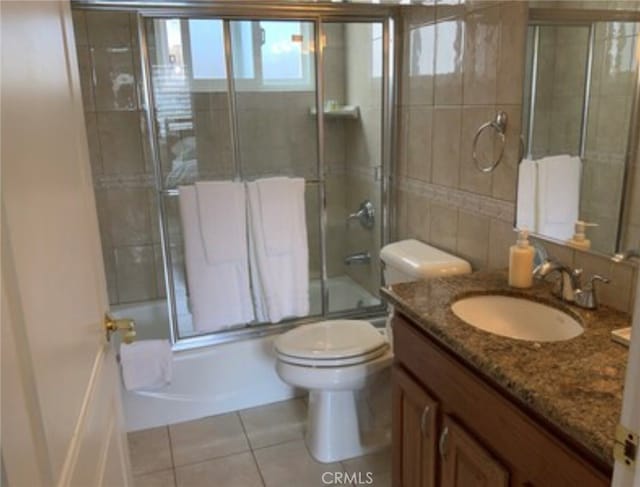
top-left (439, 426), bottom-right (449, 459)
top-left (420, 405), bottom-right (431, 437)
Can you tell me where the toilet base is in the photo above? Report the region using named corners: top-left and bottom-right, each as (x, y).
top-left (305, 389), bottom-right (390, 463)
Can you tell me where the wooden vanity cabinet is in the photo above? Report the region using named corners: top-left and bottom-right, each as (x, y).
top-left (392, 313), bottom-right (611, 487)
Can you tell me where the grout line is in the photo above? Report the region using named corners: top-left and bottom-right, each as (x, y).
top-left (166, 425), bottom-right (176, 470)
top-left (237, 412), bottom-right (267, 487)
top-left (250, 436), bottom-right (304, 453)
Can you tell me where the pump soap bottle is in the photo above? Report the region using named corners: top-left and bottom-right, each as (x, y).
top-left (509, 229), bottom-right (535, 288)
top-left (567, 220), bottom-right (597, 250)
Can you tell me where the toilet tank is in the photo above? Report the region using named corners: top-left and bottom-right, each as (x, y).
top-left (380, 239), bottom-right (471, 285)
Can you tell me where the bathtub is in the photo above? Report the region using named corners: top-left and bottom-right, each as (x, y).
top-left (115, 275), bottom-right (383, 432)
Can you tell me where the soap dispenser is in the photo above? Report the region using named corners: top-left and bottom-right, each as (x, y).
top-left (509, 229), bottom-right (535, 288)
top-left (567, 220), bottom-right (597, 250)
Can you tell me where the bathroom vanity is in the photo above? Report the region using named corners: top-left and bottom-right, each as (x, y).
top-left (384, 272), bottom-right (630, 487)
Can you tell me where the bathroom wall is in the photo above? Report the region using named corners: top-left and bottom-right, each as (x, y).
top-left (73, 10), bottom-right (164, 305)
top-left (395, 1), bottom-right (638, 314)
top-left (396, 2), bottom-right (526, 271)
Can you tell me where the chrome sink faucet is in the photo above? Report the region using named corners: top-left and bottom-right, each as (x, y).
top-left (532, 244), bottom-right (610, 310)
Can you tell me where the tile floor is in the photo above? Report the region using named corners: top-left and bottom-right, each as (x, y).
top-left (128, 398), bottom-right (391, 487)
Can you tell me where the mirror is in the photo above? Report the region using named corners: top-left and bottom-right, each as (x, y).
top-left (517, 4), bottom-right (640, 255)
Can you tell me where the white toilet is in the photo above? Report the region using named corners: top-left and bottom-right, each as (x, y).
top-left (274, 239), bottom-right (471, 463)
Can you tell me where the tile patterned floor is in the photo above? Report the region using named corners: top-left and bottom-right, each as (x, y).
top-left (128, 398), bottom-right (391, 487)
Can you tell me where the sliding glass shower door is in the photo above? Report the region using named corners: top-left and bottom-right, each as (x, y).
top-left (142, 14), bottom-right (390, 345)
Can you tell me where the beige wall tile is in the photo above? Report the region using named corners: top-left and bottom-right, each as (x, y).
top-left (496, 2), bottom-right (527, 105)
top-left (429, 202), bottom-right (458, 252)
top-left (395, 189), bottom-right (409, 240)
top-left (488, 218), bottom-right (514, 270)
top-left (406, 106), bottom-right (433, 182)
top-left (75, 46), bottom-right (95, 112)
top-left (431, 106), bottom-right (462, 188)
top-left (92, 47), bottom-right (137, 111)
top-left (97, 111), bottom-right (145, 175)
top-left (115, 245), bottom-right (158, 303)
top-left (84, 112), bottom-right (102, 178)
top-left (463, 6), bottom-right (499, 105)
top-left (457, 211), bottom-right (489, 269)
top-left (72, 10), bottom-right (88, 47)
top-left (106, 188), bottom-right (153, 246)
top-left (434, 18), bottom-right (465, 105)
top-left (86, 11), bottom-right (132, 48)
top-left (406, 192), bottom-right (431, 243)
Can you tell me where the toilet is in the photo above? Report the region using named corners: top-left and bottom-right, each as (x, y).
top-left (274, 239), bottom-right (471, 463)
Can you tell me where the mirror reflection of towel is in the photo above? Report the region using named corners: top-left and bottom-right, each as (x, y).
top-left (516, 159), bottom-right (537, 232)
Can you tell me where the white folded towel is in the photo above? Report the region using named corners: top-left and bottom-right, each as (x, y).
top-left (537, 154), bottom-right (581, 240)
top-left (179, 183), bottom-right (254, 331)
top-left (247, 177), bottom-right (309, 323)
top-left (516, 158), bottom-right (538, 232)
top-left (120, 340), bottom-right (172, 391)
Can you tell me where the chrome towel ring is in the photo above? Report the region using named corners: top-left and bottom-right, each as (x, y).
top-left (472, 111), bottom-right (508, 173)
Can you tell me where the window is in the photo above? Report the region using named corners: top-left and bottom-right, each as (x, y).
top-left (185, 19), bottom-right (314, 92)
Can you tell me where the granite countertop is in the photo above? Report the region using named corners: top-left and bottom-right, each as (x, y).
top-left (381, 271), bottom-right (630, 467)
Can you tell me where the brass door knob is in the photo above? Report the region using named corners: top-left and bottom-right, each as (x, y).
top-left (104, 313), bottom-right (136, 344)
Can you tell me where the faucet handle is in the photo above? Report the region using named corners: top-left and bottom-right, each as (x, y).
top-left (588, 274), bottom-right (610, 289)
top-left (574, 274), bottom-right (610, 310)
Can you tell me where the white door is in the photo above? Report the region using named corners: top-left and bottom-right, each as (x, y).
top-left (1, 1), bottom-right (133, 486)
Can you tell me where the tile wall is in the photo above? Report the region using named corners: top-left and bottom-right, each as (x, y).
top-left (73, 10), bottom-right (163, 305)
top-left (395, 1), bottom-right (638, 314)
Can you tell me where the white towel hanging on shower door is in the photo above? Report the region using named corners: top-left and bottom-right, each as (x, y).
top-left (246, 177), bottom-right (309, 323)
top-left (178, 182), bottom-right (254, 332)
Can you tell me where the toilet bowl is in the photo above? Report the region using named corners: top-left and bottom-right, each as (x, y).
top-left (274, 239), bottom-right (472, 463)
top-left (274, 320), bottom-right (392, 463)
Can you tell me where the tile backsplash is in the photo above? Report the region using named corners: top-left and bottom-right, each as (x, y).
top-left (395, 1), bottom-right (638, 314)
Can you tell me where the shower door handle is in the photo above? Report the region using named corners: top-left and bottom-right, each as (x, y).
top-left (104, 313), bottom-right (136, 344)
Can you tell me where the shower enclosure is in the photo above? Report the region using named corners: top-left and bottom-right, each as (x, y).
top-left (72, 3), bottom-right (396, 350)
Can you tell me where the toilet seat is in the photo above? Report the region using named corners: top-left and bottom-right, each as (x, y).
top-left (274, 320), bottom-right (387, 367)
top-left (276, 342), bottom-right (389, 367)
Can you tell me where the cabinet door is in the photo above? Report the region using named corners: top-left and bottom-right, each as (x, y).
top-left (439, 415), bottom-right (509, 487)
top-left (392, 366), bottom-right (438, 487)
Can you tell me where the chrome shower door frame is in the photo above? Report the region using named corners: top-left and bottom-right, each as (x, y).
top-left (132, 4), bottom-right (398, 350)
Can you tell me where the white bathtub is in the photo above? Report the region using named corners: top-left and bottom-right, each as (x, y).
top-left (115, 275), bottom-right (382, 432)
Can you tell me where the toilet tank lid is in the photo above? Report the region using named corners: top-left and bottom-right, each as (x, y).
top-left (380, 239), bottom-right (471, 279)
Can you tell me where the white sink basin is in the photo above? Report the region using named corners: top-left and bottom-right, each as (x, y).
top-left (451, 295), bottom-right (583, 342)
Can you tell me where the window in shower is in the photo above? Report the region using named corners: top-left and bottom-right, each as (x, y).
top-left (187, 20), bottom-right (313, 91)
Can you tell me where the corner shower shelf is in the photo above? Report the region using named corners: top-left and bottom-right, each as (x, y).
top-left (309, 105), bottom-right (360, 120)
